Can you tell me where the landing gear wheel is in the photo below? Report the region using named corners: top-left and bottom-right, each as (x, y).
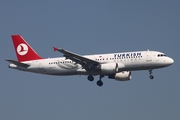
top-left (97, 80), bottom-right (103, 87)
top-left (148, 70), bottom-right (154, 79)
top-left (87, 75), bottom-right (94, 81)
top-left (149, 75), bottom-right (154, 79)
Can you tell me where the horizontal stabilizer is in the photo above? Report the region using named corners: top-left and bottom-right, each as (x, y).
top-left (6, 60), bottom-right (30, 68)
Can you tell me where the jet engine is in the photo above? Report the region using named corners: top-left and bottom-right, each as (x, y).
top-left (108, 71), bottom-right (132, 81)
top-left (100, 63), bottom-right (118, 74)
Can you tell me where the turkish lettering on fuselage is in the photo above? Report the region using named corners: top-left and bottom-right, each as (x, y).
top-left (114, 52), bottom-right (141, 58)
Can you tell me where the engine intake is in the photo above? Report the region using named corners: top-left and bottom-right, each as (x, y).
top-left (108, 71), bottom-right (132, 81)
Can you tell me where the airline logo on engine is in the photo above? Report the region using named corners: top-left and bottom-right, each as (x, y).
top-left (17, 43), bottom-right (28, 56)
top-left (114, 52), bottom-right (142, 58)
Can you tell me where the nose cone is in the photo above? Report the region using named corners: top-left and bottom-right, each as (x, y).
top-left (167, 57), bottom-right (174, 65)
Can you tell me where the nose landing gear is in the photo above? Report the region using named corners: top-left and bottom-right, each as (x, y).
top-left (149, 70), bottom-right (154, 79)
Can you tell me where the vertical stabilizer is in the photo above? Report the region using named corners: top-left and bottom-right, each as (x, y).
top-left (11, 35), bottom-right (43, 62)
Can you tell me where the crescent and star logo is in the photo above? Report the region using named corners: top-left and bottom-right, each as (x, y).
top-left (17, 43), bottom-right (28, 56)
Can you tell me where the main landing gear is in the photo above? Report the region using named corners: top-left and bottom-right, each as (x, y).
top-left (87, 75), bottom-right (104, 87)
top-left (87, 75), bottom-right (94, 81)
top-left (96, 75), bottom-right (104, 87)
top-left (149, 70), bottom-right (154, 79)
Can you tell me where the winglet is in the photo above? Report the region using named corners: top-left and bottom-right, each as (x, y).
top-left (53, 47), bottom-right (58, 52)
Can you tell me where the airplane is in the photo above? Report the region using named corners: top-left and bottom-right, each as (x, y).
top-left (6, 35), bottom-right (174, 86)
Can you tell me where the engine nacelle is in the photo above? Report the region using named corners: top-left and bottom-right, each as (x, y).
top-left (108, 71), bottom-right (132, 81)
top-left (100, 63), bottom-right (118, 74)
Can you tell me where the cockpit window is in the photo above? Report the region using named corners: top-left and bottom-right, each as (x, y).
top-left (157, 54), bottom-right (166, 57)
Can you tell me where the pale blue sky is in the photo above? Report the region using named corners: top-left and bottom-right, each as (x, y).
top-left (1, 0), bottom-right (180, 120)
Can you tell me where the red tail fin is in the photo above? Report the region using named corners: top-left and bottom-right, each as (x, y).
top-left (11, 35), bottom-right (43, 62)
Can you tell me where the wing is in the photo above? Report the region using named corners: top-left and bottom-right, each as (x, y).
top-left (53, 47), bottom-right (99, 69)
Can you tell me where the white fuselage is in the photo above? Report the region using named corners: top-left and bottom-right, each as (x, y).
top-left (9, 50), bottom-right (174, 76)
